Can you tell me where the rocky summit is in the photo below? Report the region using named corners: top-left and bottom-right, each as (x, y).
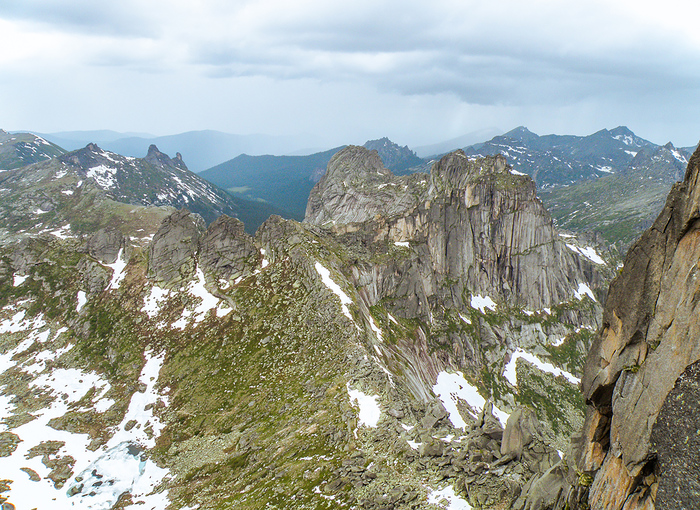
top-left (12, 137), bottom-right (698, 510)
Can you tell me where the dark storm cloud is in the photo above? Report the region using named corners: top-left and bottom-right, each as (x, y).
top-left (180, 0), bottom-right (700, 111)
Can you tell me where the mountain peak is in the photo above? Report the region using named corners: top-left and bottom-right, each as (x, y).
top-left (147, 144), bottom-right (163, 157)
top-left (609, 126), bottom-right (635, 137)
top-left (325, 145), bottom-right (390, 181)
top-left (362, 137), bottom-right (422, 172)
top-left (503, 126), bottom-right (538, 141)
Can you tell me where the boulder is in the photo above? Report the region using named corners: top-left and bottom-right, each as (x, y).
top-left (501, 408), bottom-right (541, 459)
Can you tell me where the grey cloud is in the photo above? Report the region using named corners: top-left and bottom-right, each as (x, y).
top-left (0, 1), bottom-right (154, 37)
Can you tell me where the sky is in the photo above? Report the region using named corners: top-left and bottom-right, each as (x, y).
top-left (2, 0), bottom-right (700, 149)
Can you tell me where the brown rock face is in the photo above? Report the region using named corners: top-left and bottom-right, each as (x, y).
top-left (565, 142), bottom-right (700, 510)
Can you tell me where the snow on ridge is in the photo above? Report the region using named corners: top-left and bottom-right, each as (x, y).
top-left (504, 348), bottom-right (580, 386)
top-left (315, 262), bottom-right (354, 323)
top-left (671, 149), bottom-right (688, 164)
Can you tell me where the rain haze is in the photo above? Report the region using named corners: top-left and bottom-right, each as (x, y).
top-left (2, 0), bottom-right (699, 148)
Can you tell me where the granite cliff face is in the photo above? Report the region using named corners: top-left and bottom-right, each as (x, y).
top-left (519, 142), bottom-right (700, 510)
top-left (307, 146), bottom-right (603, 311)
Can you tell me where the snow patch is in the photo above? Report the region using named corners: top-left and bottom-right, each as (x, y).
top-left (172, 267), bottom-right (221, 329)
top-left (428, 485), bottom-right (472, 509)
top-left (565, 243), bottom-right (606, 265)
top-left (574, 282), bottom-right (597, 302)
top-left (12, 274), bottom-right (27, 287)
top-left (433, 371), bottom-right (509, 428)
top-left (87, 164), bottom-right (118, 189)
top-left (142, 285), bottom-right (169, 319)
top-left (49, 224), bottom-right (72, 239)
top-left (315, 262), bottom-right (354, 323)
top-left (470, 294), bottom-right (496, 313)
top-left (77, 290), bottom-right (87, 312)
top-left (394, 241), bottom-right (410, 247)
top-left (671, 149), bottom-right (688, 164)
top-left (510, 169), bottom-right (527, 176)
top-left (458, 313), bottom-right (471, 325)
top-left (504, 348), bottom-right (580, 386)
top-left (105, 248), bottom-right (127, 290)
top-left (347, 384), bottom-right (381, 429)
top-left (368, 315), bottom-right (383, 342)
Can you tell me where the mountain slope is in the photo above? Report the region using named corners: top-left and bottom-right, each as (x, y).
top-left (540, 142), bottom-right (691, 247)
top-left (41, 130), bottom-right (321, 172)
top-left (0, 147), bottom-right (609, 509)
top-left (199, 138), bottom-right (425, 221)
top-left (0, 130), bottom-right (66, 170)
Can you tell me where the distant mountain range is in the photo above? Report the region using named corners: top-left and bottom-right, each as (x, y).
top-left (36, 130), bottom-right (326, 172)
top-left (6, 126), bottom-right (693, 247)
top-left (539, 142), bottom-right (690, 246)
top-left (462, 126), bottom-right (658, 188)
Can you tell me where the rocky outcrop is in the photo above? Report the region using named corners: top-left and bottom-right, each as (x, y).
top-left (148, 209), bottom-right (206, 285)
top-left (86, 228), bottom-right (126, 264)
top-left (305, 145), bottom-right (426, 226)
top-left (199, 215), bottom-right (258, 281)
top-left (650, 360), bottom-right (700, 509)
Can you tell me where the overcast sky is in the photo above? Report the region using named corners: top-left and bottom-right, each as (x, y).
top-left (2, 0), bottom-right (699, 148)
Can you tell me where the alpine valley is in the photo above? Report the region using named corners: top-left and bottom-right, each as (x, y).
top-left (0, 127), bottom-right (698, 510)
